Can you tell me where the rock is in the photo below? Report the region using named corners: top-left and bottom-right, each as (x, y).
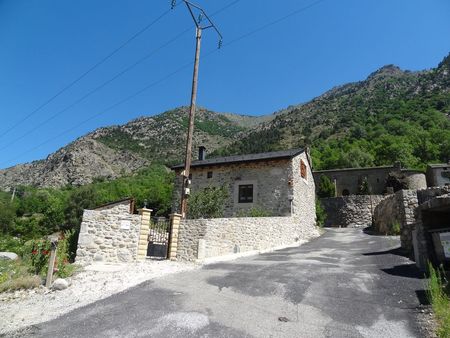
top-left (117, 249), bottom-right (132, 262)
top-left (93, 253), bottom-right (104, 261)
top-left (52, 278), bottom-right (69, 290)
top-left (0, 252), bottom-right (19, 260)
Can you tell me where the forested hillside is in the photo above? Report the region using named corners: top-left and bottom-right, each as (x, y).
top-left (0, 165), bottom-right (173, 256)
top-left (214, 54), bottom-right (450, 170)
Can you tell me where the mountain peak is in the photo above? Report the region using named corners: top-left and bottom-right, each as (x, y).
top-left (367, 64), bottom-right (403, 79)
top-left (438, 53), bottom-right (450, 69)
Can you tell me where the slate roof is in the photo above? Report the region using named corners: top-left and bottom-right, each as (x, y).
top-left (428, 163), bottom-right (450, 168)
top-left (171, 148), bottom-right (305, 170)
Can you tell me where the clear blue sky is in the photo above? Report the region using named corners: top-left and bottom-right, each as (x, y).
top-left (0, 0), bottom-right (449, 169)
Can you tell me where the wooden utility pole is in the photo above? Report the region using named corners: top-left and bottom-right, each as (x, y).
top-left (180, 26), bottom-right (202, 218)
top-left (179, 1), bottom-right (222, 218)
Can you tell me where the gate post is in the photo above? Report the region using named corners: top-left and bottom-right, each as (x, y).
top-left (168, 213), bottom-right (182, 260)
top-left (137, 208), bottom-right (152, 260)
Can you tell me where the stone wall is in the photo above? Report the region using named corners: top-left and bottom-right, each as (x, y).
top-left (76, 200), bottom-right (141, 265)
top-left (176, 216), bottom-right (320, 261)
top-left (417, 186), bottom-right (450, 205)
top-left (320, 195), bottom-right (386, 228)
top-left (373, 190), bottom-right (418, 251)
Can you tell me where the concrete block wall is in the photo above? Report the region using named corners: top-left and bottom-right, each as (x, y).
top-left (176, 216), bottom-right (320, 261)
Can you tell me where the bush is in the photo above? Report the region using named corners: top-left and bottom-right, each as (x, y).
top-left (187, 185), bottom-right (229, 219)
top-left (315, 199), bottom-right (327, 227)
top-left (236, 206), bottom-right (272, 217)
top-left (427, 263), bottom-right (450, 337)
top-left (387, 221), bottom-right (401, 235)
top-left (22, 231), bottom-right (77, 279)
top-left (317, 175), bottom-right (335, 198)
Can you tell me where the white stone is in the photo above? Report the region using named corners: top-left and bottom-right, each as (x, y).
top-left (52, 278), bottom-right (69, 290)
top-left (0, 252), bottom-right (18, 260)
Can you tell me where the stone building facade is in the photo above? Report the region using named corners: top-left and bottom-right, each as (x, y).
top-left (171, 148), bottom-right (316, 219)
top-left (314, 163), bottom-right (426, 196)
top-left (426, 163), bottom-right (450, 187)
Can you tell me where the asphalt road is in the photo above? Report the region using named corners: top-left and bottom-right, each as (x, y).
top-left (18, 229), bottom-right (427, 338)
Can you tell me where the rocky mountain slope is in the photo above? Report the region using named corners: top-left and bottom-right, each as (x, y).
top-left (0, 54), bottom-right (449, 190)
top-left (0, 107), bottom-right (271, 190)
top-left (214, 54), bottom-right (450, 170)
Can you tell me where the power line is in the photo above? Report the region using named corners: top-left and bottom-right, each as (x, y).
top-left (0, 0), bottom-right (241, 152)
top-left (0, 5), bottom-right (177, 140)
top-left (1, 0), bottom-right (325, 167)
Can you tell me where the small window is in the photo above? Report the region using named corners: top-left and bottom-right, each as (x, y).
top-left (238, 184), bottom-right (253, 203)
top-left (300, 160), bottom-right (307, 179)
top-left (207, 171), bottom-right (213, 179)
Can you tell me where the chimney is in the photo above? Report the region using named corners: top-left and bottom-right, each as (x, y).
top-left (199, 146), bottom-right (206, 161)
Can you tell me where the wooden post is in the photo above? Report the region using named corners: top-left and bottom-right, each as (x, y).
top-left (45, 240), bottom-right (58, 288)
top-left (180, 26), bottom-right (202, 218)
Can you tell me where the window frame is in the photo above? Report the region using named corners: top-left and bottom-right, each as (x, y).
top-left (238, 184), bottom-right (254, 204)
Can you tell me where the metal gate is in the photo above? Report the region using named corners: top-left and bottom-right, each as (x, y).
top-left (147, 217), bottom-right (170, 259)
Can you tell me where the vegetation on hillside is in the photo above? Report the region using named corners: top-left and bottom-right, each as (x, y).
top-left (212, 54), bottom-right (450, 171)
top-left (0, 164), bottom-right (173, 257)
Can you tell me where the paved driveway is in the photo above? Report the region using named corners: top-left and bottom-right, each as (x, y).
top-left (19, 229), bottom-right (426, 337)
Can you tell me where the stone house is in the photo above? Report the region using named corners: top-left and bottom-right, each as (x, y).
top-left (426, 162), bottom-right (450, 187)
top-left (313, 163), bottom-right (427, 196)
top-left (171, 148), bottom-right (315, 219)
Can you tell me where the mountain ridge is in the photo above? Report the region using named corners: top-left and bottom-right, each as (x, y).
top-left (1, 53), bottom-right (449, 190)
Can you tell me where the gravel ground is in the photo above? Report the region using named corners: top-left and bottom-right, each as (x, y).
top-left (0, 260), bottom-right (197, 335)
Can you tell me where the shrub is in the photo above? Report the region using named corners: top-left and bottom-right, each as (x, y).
top-left (357, 176), bottom-right (371, 195)
top-left (23, 239), bottom-right (52, 276)
top-left (427, 263), bottom-right (450, 337)
top-left (387, 221), bottom-right (401, 235)
top-left (317, 175), bottom-right (335, 198)
top-left (236, 206), bottom-right (272, 217)
top-left (187, 185), bottom-right (229, 219)
top-left (22, 231), bottom-right (78, 279)
top-left (315, 199), bottom-right (327, 227)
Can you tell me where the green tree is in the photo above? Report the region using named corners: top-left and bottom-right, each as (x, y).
top-left (317, 175), bottom-right (335, 198)
top-left (187, 185), bottom-right (229, 219)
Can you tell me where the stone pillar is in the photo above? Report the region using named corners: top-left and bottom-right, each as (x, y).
top-left (168, 213), bottom-right (182, 260)
top-left (137, 208), bottom-right (152, 260)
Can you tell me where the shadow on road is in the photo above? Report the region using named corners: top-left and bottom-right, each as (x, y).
top-left (381, 264), bottom-right (426, 279)
top-left (363, 247), bottom-right (410, 258)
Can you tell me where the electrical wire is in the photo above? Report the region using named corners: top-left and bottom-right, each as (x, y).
top-left (1, 0), bottom-right (326, 167)
top-left (0, 5), bottom-right (177, 140)
top-left (0, 0), bottom-right (241, 152)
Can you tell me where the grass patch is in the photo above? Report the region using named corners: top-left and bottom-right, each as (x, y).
top-left (427, 262), bottom-right (450, 338)
top-left (0, 259), bottom-right (41, 292)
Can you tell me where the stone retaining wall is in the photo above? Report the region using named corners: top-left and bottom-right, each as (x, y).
top-left (373, 190), bottom-right (418, 251)
top-left (76, 200), bottom-right (141, 265)
top-left (176, 216), bottom-right (320, 261)
top-left (417, 186), bottom-right (450, 205)
top-left (320, 195), bottom-right (386, 228)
